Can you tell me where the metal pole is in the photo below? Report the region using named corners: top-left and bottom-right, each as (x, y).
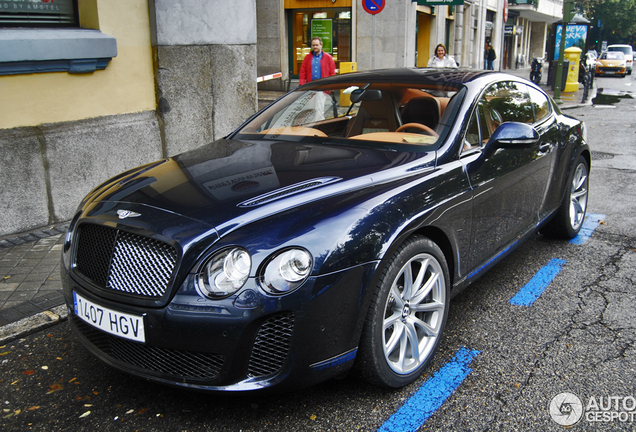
top-left (372, 15), bottom-right (376, 69)
top-left (554, 0), bottom-right (575, 104)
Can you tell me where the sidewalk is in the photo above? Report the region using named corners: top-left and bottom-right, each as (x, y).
top-left (0, 67), bottom-right (594, 344)
top-left (0, 224), bottom-right (70, 343)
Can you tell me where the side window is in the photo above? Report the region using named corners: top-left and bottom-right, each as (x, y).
top-left (526, 86), bottom-right (551, 123)
top-left (462, 100), bottom-right (491, 153)
top-left (464, 110), bottom-right (481, 151)
top-left (483, 81), bottom-right (534, 124)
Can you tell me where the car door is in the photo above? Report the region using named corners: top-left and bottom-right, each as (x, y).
top-left (461, 80), bottom-right (554, 274)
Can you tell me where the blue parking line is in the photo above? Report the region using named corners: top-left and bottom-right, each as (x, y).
top-left (378, 347), bottom-right (480, 432)
top-left (509, 258), bottom-right (566, 307)
top-left (570, 213), bottom-right (605, 245)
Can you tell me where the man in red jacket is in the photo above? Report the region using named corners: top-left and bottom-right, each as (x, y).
top-left (299, 37), bottom-right (336, 85)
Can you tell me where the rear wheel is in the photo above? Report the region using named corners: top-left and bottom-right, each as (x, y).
top-left (357, 236), bottom-right (450, 388)
top-left (543, 155), bottom-right (589, 239)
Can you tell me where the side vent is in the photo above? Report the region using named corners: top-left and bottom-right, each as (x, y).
top-left (247, 312), bottom-right (294, 378)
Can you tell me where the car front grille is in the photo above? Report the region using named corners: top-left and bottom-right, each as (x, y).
top-left (247, 312), bottom-right (294, 378)
top-left (71, 315), bottom-right (224, 380)
top-left (74, 224), bottom-right (177, 298)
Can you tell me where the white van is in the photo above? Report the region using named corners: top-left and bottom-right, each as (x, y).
top-left (607, 44), bottom-right (633, 74)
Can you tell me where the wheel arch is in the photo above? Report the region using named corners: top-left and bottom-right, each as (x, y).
top-left (410, 226), bottom-right (456, 287)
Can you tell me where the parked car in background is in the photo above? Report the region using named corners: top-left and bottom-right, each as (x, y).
top-left (607, 44), bottom-right (633, 74)
top-left (596, 51), bottom-right (627, 77)
top-left (62, 68), bottom-right (590, 394)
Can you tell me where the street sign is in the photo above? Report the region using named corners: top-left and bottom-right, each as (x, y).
top-left (362, 0), bottom-right (385, 15)
top-left (416, 0), bottom-right (464, 5)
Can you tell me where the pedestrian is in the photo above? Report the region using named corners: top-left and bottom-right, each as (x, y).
top-left (299, 37), bottom-right (336, 85)
top-left (484, 43), bottom-right (489, 70)
top-left (487, 43), bottom-right (496, 70)
top-left (427, 44), bottom-right (458, 68)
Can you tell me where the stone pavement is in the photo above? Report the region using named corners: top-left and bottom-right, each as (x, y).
top-left (0, 67), bottom-right (594, 344)
top-left (0, 224), bottom-right (69, 343)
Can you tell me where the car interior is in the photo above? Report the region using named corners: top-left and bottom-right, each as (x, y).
top-left (241, 83), bottom-right (461, 146)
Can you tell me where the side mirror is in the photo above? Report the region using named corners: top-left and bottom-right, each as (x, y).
top-left (486, 122), bottom-right (539, 149)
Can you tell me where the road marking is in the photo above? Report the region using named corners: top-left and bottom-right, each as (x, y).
top-left (569, 213), bottom-right (605, 245)
top-left (509, 258), bottom-right (566, 307)
top-left (378, 347), bottom-right (480, 432)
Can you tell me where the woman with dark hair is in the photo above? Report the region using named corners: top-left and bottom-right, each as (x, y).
top-left (427, 44), bottom-right (458, 68)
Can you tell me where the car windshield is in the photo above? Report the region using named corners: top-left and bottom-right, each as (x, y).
top-left (608, 46), bottom-right (632, 55)
top-left (602, 52), bottom-right (625, 60)
top-left (234, 81), bottom-right (464, 150)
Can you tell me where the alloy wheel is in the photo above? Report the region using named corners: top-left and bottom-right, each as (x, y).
top-left (382, 253), bottom-right (446, 374)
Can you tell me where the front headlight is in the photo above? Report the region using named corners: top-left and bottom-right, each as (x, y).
top-left (196, 247), bottom-right (251, 299)
top-left (260, 248), bottom-right (313, 295)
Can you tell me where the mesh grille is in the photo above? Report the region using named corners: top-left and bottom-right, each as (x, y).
top-left (247, 312), bottom-right (294, 377)
top-left (72, 315), bottom-right (224, 380)
top-left (74, 224), bottom-right (177, 298)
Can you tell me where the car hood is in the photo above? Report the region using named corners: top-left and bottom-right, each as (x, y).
top-left (84, 139), bottom-right (435, 237)
top-left (598, 59), bottom-right (625, 66)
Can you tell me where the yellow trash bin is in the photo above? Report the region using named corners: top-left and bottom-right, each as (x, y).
top-left (564, 47), bottom-right (582, 93)
top-left (339, 62), bottom-right (357, 106)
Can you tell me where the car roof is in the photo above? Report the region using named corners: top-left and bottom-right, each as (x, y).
top-left (301, 68), bottom-right (495, 87)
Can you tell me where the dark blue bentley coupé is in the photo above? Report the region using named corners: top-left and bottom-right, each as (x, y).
top-left (62, 68), bottom-right (589, 393)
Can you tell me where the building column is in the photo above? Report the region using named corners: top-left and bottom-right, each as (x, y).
top-left (149, 0), bottom-right (258, 156)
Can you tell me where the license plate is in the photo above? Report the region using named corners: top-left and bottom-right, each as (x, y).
top-left (605, 71), bottom-right (615, 74)
top-left (73, 291), bottom-right (145, 342)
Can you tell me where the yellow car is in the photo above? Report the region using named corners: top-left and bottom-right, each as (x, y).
top-left (595, 51), bottom-right (627, 77)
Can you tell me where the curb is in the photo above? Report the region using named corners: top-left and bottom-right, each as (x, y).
top-left (0, 304), bottom-right (68, 345)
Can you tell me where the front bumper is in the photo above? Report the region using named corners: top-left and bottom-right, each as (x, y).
top-left (63, 260), bottom-right (379, 393)
top-left (596, 66), bottom-right (626, 75)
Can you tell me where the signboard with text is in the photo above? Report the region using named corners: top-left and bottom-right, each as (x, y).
top-left (554, 24), bottom-right (588, 61)
top-left (416, 0), bottom-right (464, 6)
top-left (311, 19), bottom-right (333, 54)
top-left (0, 0), bottom-right (75, 24)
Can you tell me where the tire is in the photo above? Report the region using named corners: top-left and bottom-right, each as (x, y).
top-left (530, 72), bottom-right (540, 85)
top-left (356, 236), bottom-right (450, 388)
top-left (543, 155), bottom-right (589, 239)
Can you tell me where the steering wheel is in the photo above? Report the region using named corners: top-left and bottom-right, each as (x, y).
top-left (396, 123), bottom-right (439, 137)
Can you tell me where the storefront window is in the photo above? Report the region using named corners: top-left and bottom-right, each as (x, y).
top-left (289, 8), bottom-right (351, 76)
top-left (0, 0), bottom-right (77, 26)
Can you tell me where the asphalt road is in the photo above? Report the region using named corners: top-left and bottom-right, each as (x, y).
top-left (1, 74), bottom-right (635, 431)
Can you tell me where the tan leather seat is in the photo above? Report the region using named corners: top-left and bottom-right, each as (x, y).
top-left (400, 97), bottom-right (441, 129)
top-left (348, 95), bottom-right (399, 136)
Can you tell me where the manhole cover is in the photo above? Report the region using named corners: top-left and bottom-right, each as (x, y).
top-left (591, 151), bottom-right (614, 160)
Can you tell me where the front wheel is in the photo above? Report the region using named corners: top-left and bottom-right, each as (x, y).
top-left (530, 72), bottom-right (540, 84)
top-left (543, 155), bottom-right (589, 239)
top-left (356, 236), bottom-right (450, 388)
